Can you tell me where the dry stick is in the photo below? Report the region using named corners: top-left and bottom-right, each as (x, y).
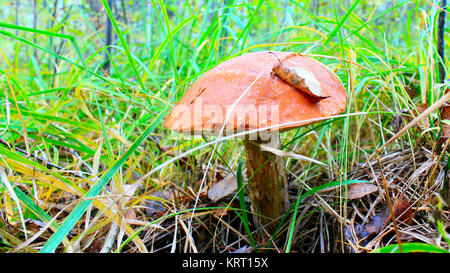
top-left (437, 0), bottom-right (450, 209)
top-left (358, 84), bottom-right (450, 252)
top-left (0, 138), bottom-right (86, 179)
top-left (376, 157), bottom-right (403, 253)
top-left (366, 111), bottom-right (404, 252)
top-left (100, 221), bottom-right (119, 253)
top-left (14, 0), bottom-right (19, 35)
top-left (48, 0), bottom-right (59, 72)
top-left (362, 91), bottom-right (450, 167)
top-left (360, 91), bottom-right (450, 251)
top-left (52, 2), bottom-right (71, 88)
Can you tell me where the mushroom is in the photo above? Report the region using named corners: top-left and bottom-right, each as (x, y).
top-left (164, 51), bottom-right (347, 232)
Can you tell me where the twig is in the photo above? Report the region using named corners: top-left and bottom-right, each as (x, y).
top-left (100, 222), bottom-right (119, 253)
top-left (363, 91), bottom-right (450, 166)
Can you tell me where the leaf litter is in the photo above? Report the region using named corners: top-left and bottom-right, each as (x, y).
top-left (343, 146), bottom-right (449, 252)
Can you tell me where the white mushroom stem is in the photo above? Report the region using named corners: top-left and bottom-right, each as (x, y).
top-left (242, 132), bottom-right (288, 232)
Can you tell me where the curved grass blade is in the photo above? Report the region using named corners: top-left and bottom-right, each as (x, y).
top-left (101, 0), bottom-right (146, 92)
top-left (229, 0), bottom-right (264, 54)
top-left (0, 21), bottom-right (86, 70)
top-left (13, 186), bottom-right (69, 246)
top-left (0, 165), bottom-right (27, 240)
top-left (371, 242), bottom-right (448, 253)
top-left (285, 179), bottom-right (370, 253)
top-left (235, 160), bottom-right (256, 248)
top-left (323, 0), bottom-right (360, 47)
top-left (0, 25), bottom-right (109, 83)
top-left (0, 145), bottom-right (83, 195)
top-left (10, 108), bottom-right (100, 131)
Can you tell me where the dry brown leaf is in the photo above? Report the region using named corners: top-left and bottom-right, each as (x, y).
top-left (145, 190), bottom-right (173, 215)
top-left (158, 144), bottom-right (177, 157)
top-left (404, 85), bottom-right (416, 100)
top-left (347, 183), bottom-right (378, 200)
top-left (231, 246), bottom-right (254, 253)
top-left (345, 198), bottom-right (414, 247)
top-left (271, 53), bottom-right (328, 99)
top-left (124, 208), bottom-right (136, 220)
top-left (123, 183), bottom-right (140, 199)
top-left (207, 174), bottom-right (238, 202)
top-left (412, 103), bottom-right (430, 130)
top-left (213, 207), bottom-right (229, 217)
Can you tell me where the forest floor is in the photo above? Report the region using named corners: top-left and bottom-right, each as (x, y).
top-left (0, 0), bottom-right (449, 253)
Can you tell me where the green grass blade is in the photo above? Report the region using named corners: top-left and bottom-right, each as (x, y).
top-left (0, 165), bottom-right (27, 240)
top-left (39, 104), bottom-right (169, 253)
top-left (235, 160), bottom-right (256, 248)
top-left (0, 21), bottom-right (87, 70)
top-left (13, 186), bottom-right (65, 241)
top-left (229, 0), bottom-right (264, 54)
top-left (101, 0), bottom-right (146, 92)
top-left (0, 29), bottom-right (107, 82)
top-left (285, 179), bottom-right (370, 252)
top-left (371, 242), bottom-right (449, 253)
top-left (324, 0), bottom-right (360, 47)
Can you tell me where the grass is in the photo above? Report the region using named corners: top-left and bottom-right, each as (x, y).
top-left (0, 0), bottom-right (449, 253)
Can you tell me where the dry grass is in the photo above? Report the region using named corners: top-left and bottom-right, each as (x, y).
top-left (0, 0), bottom-right (449, 253)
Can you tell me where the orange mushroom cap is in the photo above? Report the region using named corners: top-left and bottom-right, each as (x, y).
top-left (164, 51), bottom-right (347, 136)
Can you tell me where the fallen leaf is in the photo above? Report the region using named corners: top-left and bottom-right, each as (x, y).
top-left (231, 245), bottom-right (254, 253)
top-left (345, 198), bottom-right (414, 247)
top-left (207, 174), bottom-right (238, 202)
top-left (122, 183), bottom-right (140, 220)
top-left (25, 219), bottom-right (46, 229)
top-left (145, 190), bottom-right (173, 215)
top-left (392, 199), bottom-right (414, 222)
top-left (412, 103), bottom-right (431, 130)
top-left (390, 104), bottom-right (428, 133)
top-left (404, 85), bottom-right (416, 99)
top-left (124, 208), bottom-right (136, 220)
top-left (158, 144), bottom-right (177, 157)
top-left (271, 53), bottom-right (328, 99)
top-left (123, 183), bottom-right (140, 200)
top-left (213, 207), bottom-right (229, 217)
top-left (347, 183), bottom-right (378, 200)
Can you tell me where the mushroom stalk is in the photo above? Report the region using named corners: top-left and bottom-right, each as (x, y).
top-left (164, 50), bottom-right (348, 236)
top-left (243, 133), bottom-right (288, 232)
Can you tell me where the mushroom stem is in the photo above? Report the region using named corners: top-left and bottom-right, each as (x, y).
top-left (243, 133), bottom-right (288, 232)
